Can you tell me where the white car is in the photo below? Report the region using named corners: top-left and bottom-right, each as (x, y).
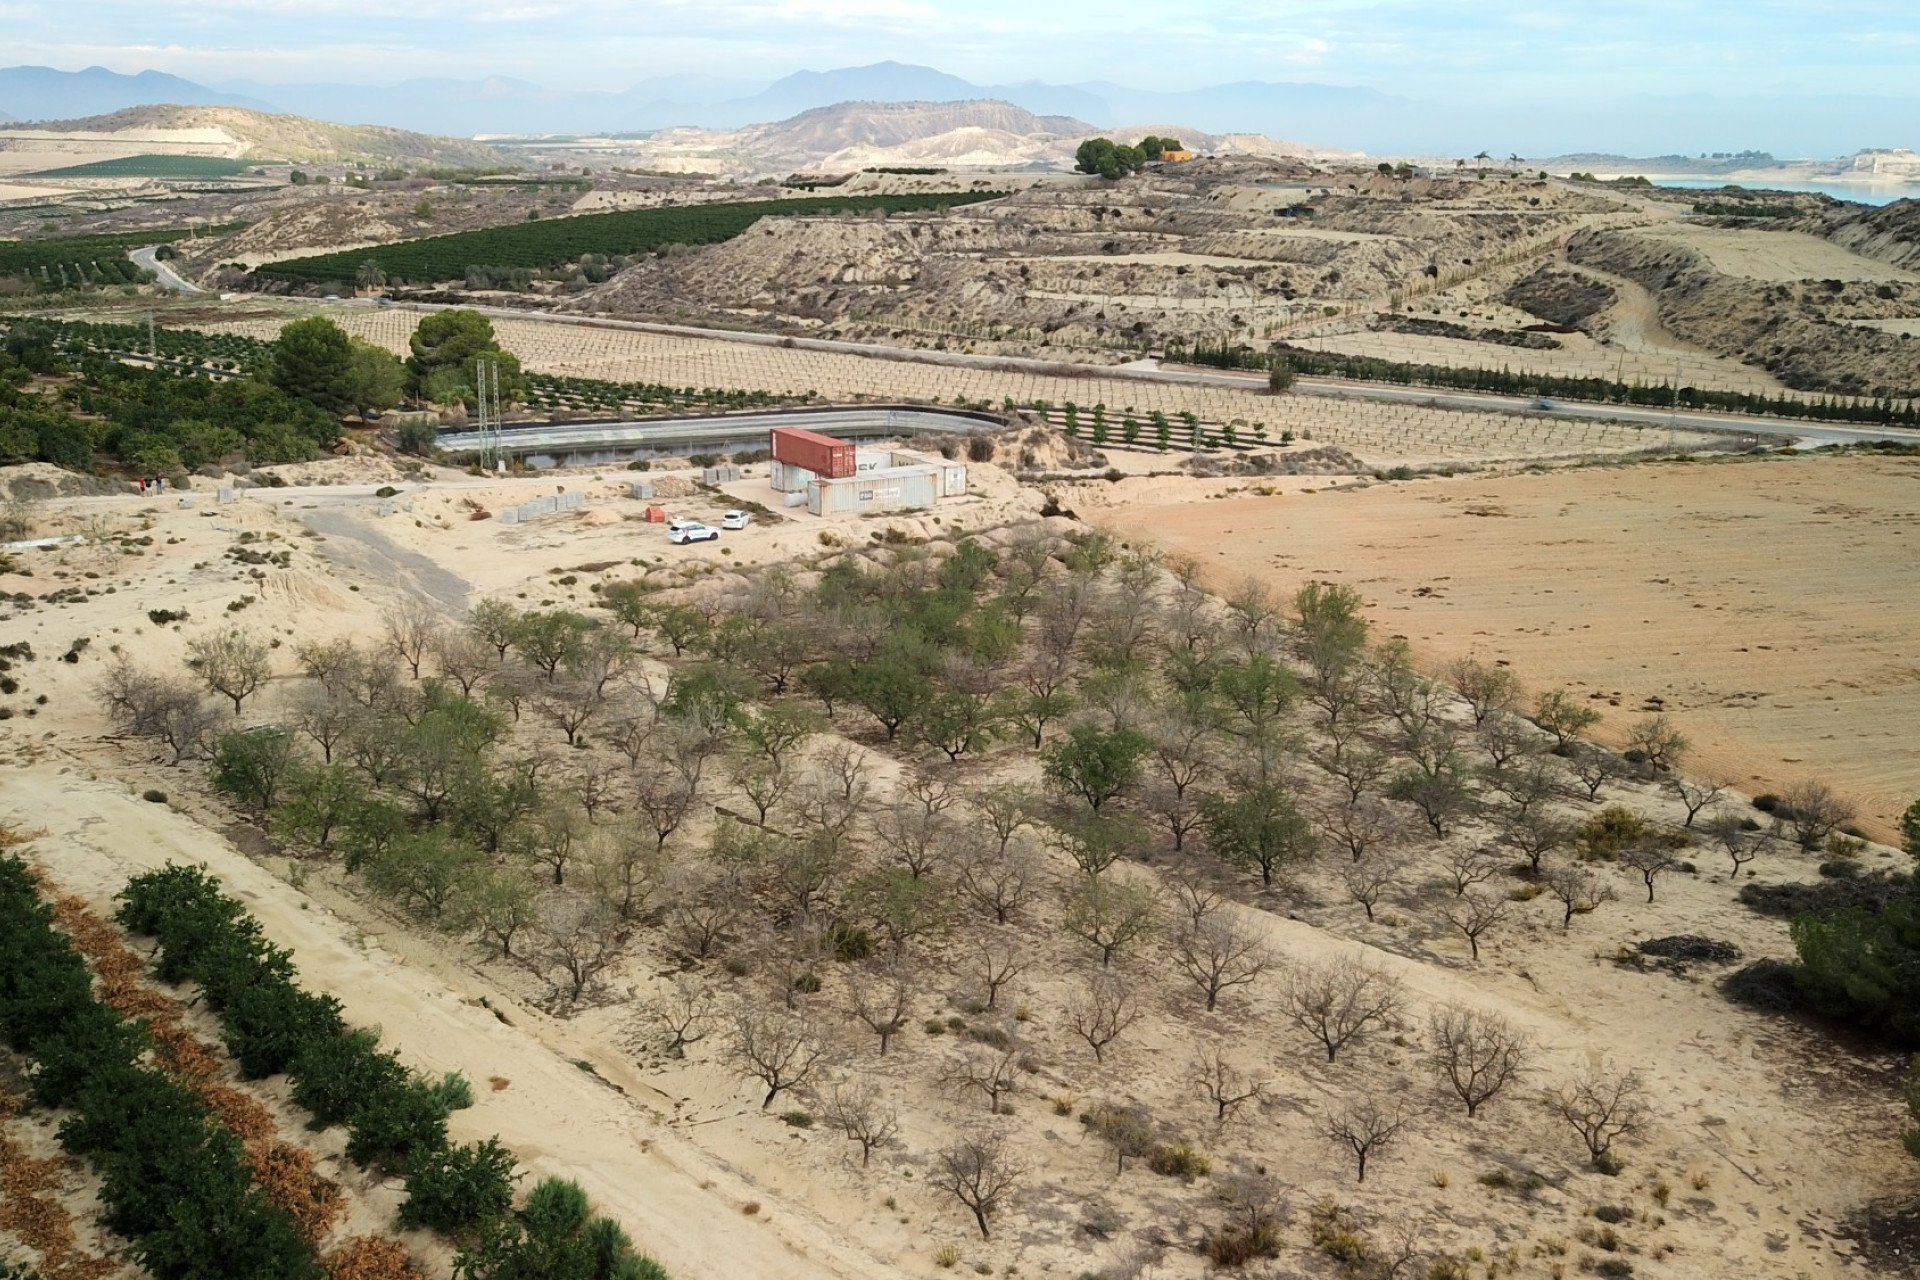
top-left (668, 520), bottom-right (720, 545)
top-left (721, 510), bottom-right (751, 530)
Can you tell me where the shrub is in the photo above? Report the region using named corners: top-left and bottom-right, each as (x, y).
top-left (781, 1110), bottom-right (814, 1128)
top-left (345, 1076), bottom-right (452, 1173)
top-left (142, 789), bottom-right (167, 803)
top-left (1596, 1259), bottom-right (1634, 1278)
top-left (400, 1138), bottom-right (517, 1233)
top-left (1146, 1142), bottom-right (1212, 1182)
top-left (1204, 1223), bottom-right (1283, 1268)
top-left (1594, 1204), bottom-right (1630, 1223)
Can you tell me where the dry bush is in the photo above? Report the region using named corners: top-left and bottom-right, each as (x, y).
top-left (325, 1237), bottom-right (425, 1280)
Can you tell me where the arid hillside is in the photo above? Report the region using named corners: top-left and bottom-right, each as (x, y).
top-left (581, 161), bottom-right (1620, 352)
top-left (3, 104), bottom-right (509, 167)
top-left (1565, 220), bottom-right (1920, 397)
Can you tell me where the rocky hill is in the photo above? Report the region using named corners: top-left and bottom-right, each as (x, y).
top-left (1, 104), bottom-right (507, 167)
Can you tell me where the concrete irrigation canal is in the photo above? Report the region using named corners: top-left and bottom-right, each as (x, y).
top-left (437, 405), bottom-right (1003, 466)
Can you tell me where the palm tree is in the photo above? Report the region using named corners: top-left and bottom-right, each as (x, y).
top-left (356, 258), bottom-right (386, 293)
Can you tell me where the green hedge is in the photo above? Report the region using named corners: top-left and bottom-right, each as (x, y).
top-left (0, 854), bottom-right (320, 1280)
top-left (117, 864), bottom-right (669, 1277)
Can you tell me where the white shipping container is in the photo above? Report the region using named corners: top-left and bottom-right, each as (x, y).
top-left (769, 459), bottom-right (818, 493)
top-left (808, 465), bottom-right (939, 516)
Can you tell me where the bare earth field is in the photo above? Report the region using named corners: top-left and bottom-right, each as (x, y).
top-left (1095, 452), bottom-right (1920, 841)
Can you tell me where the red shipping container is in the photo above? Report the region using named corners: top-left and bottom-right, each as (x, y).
top-left (770, 426), bottom-right (855, 479)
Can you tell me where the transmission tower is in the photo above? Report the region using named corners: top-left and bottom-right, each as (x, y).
top-left (474, 356), bottom-right (502, 470)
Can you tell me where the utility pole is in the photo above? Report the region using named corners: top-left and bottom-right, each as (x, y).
top-left (474, 356), bottom-right (502, 472)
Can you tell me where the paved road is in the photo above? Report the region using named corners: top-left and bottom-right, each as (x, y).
top-left (128, 246), bottom-right (203, 295)
top-left (304, 296), bottom-right (1920, 448)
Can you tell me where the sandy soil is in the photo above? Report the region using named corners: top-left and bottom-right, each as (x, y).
top-left (1626, 225), bottom-right (1920, 284)
top-left (1096, 452), bottom-right (1920, 841)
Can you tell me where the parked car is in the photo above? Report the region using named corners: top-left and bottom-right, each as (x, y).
top-left (1530, 397), bottom-right (1559, 411)
top-left (721, 510), bottom-right (751, 530)
top-left (668, 520), bottom-right (720, 545)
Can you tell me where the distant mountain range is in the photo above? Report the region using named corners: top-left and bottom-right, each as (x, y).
top-left (2, 61), bottom-right (1918, 158)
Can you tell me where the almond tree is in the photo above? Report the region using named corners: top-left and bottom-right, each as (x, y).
top-left (1321, 1093), bottom-right (1415, 1181)
top-left (1546, 1063), bottom-right (1647, 1167)
top-left (1277, 957), bottom-right (1404, 1062)
top-left (1443, 889), bottom-right (1511, 961)
top-left (1428, 1005), bottom-right (1530, 1118)
top-left (937, 1135), bottom-right (1023, 1239)
top-left (1173, 914), bottom-right (1273, 1012)
top-left (847, 962), bottom-right (916, 1055)
top-left (186, 626), bottom-right (271, 715)
top-left (1190, 1047), bottom-right (1268, 1123)
top-left (827, 1080), bottom-right (899, 1167)
top-left (728, 1009), bottom-right (829, 1109)
top-left (1068, 970), bottom-right (1140, 1063)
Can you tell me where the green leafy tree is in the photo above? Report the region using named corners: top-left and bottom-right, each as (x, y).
top-left (272, 315), bottom-right (355, 415)
top-left (210, 726), bottom-right (297, 814)
top-left (347, 338), bottom-right (406, 418)
top-left (1043, 724), bottom-right (1148, 811)
top-left (1200, 781), bottom-right (1316, 886)
top-left (406, 309), bottom-right (526, 403)
top-left (1074, 138), bottom-right (1148, 180)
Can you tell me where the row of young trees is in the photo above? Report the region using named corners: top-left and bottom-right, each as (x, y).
top-left (117, 864), bottom-right (669, 1280)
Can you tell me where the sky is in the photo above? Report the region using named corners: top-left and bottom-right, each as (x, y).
top-left (11, 0), bottom-right (1919, 99)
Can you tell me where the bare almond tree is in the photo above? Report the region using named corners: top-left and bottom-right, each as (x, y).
top-left (1428, 1005), bottom-right (1530, 1118)
top-left (529, 893), bottom-right (626, 1009)
top-left (1499, 808), bottom-right (1572, 876)
top-left (1277, 957), bottom-right (1404, 1062)
top-left (826, 1079), bottom-right (899, 1167)
top-left (1546, 1062), bottom-right (1648, 1166)
top-left (1439, 845), bottom-right (1504, 897)
top-left (1167, 868), bottom-right (1227, 931)
top-left (292, 681), bottom-right (357, 763)
top-left (1338, 853), bottom-right (1404, 923)
top-left (1068, 970), bottom-right (1141, 1063)
top-left (871, 799), bottom-right (953, 880)
top-left (1704, 812), bottom-right (1765, 877)
top-left (847, 962), bottom-right (916, 1054)
top-left (583, 821), bottom-right (667, 921)
top-left (1568, 743), bottom-right (1624, 802)
top-left (1322, 794), bottom-right (1404, 863)
top-left (1667, 774), bottom-right (1726, 827)
top-left (186, 625), bottom-right (271, 715)
top-left (1619, 838), bottom-right (1678, 903)
top-left (729, 1009), bottom-right (829, 1109)
top-left (671, 870), bottom-right (736, 960)
top-left (1446, 656), bottom-right (1519, 725)
top-left (1543, 862), bottom-right (1615, 928)
top-left (1475, 711), bottom-right (1536, 771)
top-left (1779, 778), bottom-right (1857, 852)
top-left (944, 1044), bottom-right (1020, 1113)
top-left (1443, 889), bottom-right (1512, 961)
top-left (1173, 914), bottom-right (1273, 1012)
top-left (432, 628), bottom-right (494, 696)
top-left (382, 597), bottom-right (439, 680)
top-left (1190, 1047), bottom-right (1268, 1123)
top-left (937, 1135), bottom-right (1023, 1240)
top-left (1321, 1093), bottom-right (1415, 1182)
top-left (1486, 754), bottom-right (1561, 819)
top-left (641, 975), bottom-right (714, 1057)
top-left (1313, 744), bottom-right (1390, 805)
top-left (972, 933), bottom-right (1029, 1011)
top-left (955, 836), bottom-right (1037, 923)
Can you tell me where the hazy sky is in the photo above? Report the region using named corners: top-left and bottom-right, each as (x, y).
top-left (13, 0), bottom-right (1920, 99)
